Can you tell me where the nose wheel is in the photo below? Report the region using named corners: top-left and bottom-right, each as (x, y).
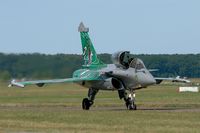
top-left (126, 98), bottom-right (137, 110)
top-left (125, 91), bottom-right (137, 110)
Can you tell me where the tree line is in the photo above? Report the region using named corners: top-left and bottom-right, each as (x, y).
top-left (0, 53), bottom-right (199, 81)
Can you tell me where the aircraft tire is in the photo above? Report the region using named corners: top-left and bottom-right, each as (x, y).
top-left (127, 104), bottom-right (137, 110)
top-left (126, 100), bottom-right (137, 110)
top-left (127, 104), bottom-right (133, 110)
top-left (82, 98), bottom-right (90, 110)
top-left (133, 104), bottom-right (137, 110)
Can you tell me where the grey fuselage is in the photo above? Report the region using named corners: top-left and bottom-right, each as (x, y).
top-left (75, 61), bottom-right (156, 91)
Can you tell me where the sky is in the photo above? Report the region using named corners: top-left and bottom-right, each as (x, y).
top-left (0, 0), bottom-right (200, 54)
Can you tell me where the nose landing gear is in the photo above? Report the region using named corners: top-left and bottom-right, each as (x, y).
top-left (126, 93), bottom-right (137, 110)
top-left (118, 88), bottom-right (137, 110)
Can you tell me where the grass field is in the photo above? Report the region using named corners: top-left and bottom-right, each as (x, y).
top-left (0, 81), bottom-right (200, 133)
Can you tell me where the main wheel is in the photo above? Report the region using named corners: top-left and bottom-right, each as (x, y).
top-left (82, 98), bottom-right (90, 110)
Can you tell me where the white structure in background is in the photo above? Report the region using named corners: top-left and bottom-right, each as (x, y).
top-left (179, 87), bottom-right (199, 92)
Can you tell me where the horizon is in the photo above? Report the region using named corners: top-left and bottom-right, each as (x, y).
top-left (0, 52), bottom-right (199, 56)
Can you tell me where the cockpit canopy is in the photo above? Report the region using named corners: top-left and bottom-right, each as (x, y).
top-left (111, 51), bottom-right (127, 66)
top-left (129, 58), bottom-right (146, 70)
top-left (111, 51), bottom-right (134, 68)
top-left (111, 51), bottom-right (146, 69)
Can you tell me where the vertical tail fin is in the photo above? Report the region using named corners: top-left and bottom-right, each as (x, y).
top-left (78, 22), bottom-right (104, 67)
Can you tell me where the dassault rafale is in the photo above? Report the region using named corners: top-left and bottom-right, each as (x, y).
top-left (9, 22), bottom-right (190, 110)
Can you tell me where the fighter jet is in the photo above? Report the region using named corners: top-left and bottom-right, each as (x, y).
top-left (9, 22), bottom-right (190, 110)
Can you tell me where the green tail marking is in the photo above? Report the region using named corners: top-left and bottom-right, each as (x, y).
top-left (78, 22), bottom-right (105, 67)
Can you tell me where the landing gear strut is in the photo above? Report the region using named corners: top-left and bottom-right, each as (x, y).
top-left (82, 88), bottom-right (98, 110)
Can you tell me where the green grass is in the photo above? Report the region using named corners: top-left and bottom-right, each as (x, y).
top-left (0, 82), bottom-right (200, 133)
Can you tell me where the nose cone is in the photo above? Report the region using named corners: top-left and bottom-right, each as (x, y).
top-left (138, 74), bottom-right (156, 87)
top-left (145, 77), bottom-right (156, 86)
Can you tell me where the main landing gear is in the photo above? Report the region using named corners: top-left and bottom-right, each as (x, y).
top-left (82, 87), bottom-right (136, 110)
top-left (82, 88), bottom-right (98, 110)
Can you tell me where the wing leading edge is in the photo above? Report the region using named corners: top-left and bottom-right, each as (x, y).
top-left (154, 76), bottom-right (191, 84)
top-left (8, 76), bottom-right (102, 88)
